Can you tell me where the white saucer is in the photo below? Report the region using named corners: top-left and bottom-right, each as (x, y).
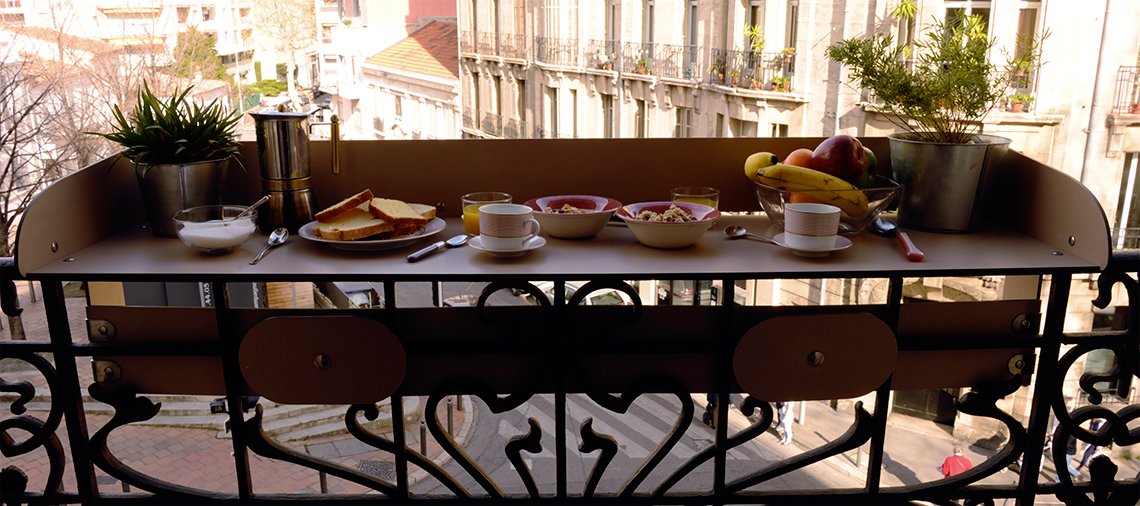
top-left (772, 233), bottom-right (853, 257)
top-left (468, 236), bottom-right (546, 258)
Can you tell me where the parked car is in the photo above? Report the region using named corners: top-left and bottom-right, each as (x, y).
top-left (514, 281), bottom-right (635, 306)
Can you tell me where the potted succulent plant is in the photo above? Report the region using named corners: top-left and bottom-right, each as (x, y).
top-left (91, 82), bottom-right (242, 237)
top-left (826, 16), bottom-right (1046, 232)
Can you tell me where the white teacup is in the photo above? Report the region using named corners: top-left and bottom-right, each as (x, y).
top-left (784, 203), bottom-right (840, 250)
top-left (479, 203), bottom-right (541, 251)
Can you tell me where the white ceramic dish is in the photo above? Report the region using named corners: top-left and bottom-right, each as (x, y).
top-left (616, 201), bottom-right (720, 249)
top-left (525, 195), bottom-right (621, 239)
top-left (468, 235), bottom-right (546, 258)
top-left (298, 217), bottom-right (445, 251)
top-left (772, 233), bottom-right (853, 257)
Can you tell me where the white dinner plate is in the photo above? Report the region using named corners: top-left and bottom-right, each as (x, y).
top-left (772, 233), bottom-right (853, 258)
top-left (298, 218), bottom-right (445, 251)
top-left (468, 236), bottom-right (546, 258)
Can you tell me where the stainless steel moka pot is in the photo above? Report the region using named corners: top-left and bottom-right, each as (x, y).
top-left (249, 109), bottom-right (341, 233)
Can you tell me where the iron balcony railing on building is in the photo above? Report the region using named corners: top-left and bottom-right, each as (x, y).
top-left (502, 118), bottom-right (531, 139)
top-left (534, 36), bottom-right (578, 67)
top-left (709, 48), bottom-right (796, 91)
top-left (620, 41), bottom-right (656, 76)
top-left (480, 112), bottom-right (502, 137)
top-left (499, 33), bottom-right (527, 60)
top-left (652, 43), bottom-right (699, 80)
top-left (477, 31), bottom-right (497, 55)
top-left (586, 39), bottom-right (619, 70)
top-left (1111, 66), bottom-right (1140, 114)
top-left (459, 30), bottom-right (476, 54)
top-left (462, 107), bottom-right (474, 130)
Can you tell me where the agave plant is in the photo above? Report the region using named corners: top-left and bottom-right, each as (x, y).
top-left (91, 81), bottom-right (241, 175)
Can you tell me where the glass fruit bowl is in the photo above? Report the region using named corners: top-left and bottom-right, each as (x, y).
top-left (752, 175), bottom-right (901, 236)
top-left (173, 205), bottom-right (257, 254)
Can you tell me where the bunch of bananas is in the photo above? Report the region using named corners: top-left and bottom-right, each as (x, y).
top-left (744, 152), bottom-right (869, 217)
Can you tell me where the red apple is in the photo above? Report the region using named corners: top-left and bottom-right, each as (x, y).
top-left (811, 134), bottom-right (868, 182)
top-left (783, 148), bottom-right (814, 168)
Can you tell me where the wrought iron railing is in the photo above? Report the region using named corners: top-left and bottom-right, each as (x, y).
top-left (653, 43), bottom-right (699, 80)
top-left (534, 36), bottom-right (578, 67)
top-left (477, 31), bottom-right (497, 55)
top-left (709, 48), bottom-right (796, 91)
top-left (462, 107), bottom-right (474, 130)
top-left (502, 118), bottom-right (531, 139)
top-left (480, 112), bottom-right (502, 137)
top-left (459, 30), bottom-right (476, 54)
top-left (620, 41), bottom-right (656, 76)
top-left (499, 33), bottom-right (527, 60)
top-left (1111, 66), bottom-right (1140, 114)
top-left (0, 249), bottom-right (1137, 504)
top-left (585, 39), bottom-right (619, 71)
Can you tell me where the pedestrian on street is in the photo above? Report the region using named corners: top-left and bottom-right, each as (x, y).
top-left (776, 401), bottom-right (794, 445)
top-left (938, 446), bottom-right (973, 478)
top-left (1074, 419), bottom-right (1105, 473)
top-left (1055, 434), bottom-right (1081, 482)
top-left (702, 393), bottom-right (718, 427)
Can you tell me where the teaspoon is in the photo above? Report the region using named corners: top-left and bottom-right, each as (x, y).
top-left (724, 225), bottom-right (776, 244)
top-left (250, 227), bottom-right (288, 265)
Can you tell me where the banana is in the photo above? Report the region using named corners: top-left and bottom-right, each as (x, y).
top-left (754, 163), bottom-right (870, 217)
top-left (744, 151), bottom-right (779, 181)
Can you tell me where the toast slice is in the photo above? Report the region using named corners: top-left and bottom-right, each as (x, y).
top-left (315, 189), bottom-right (374, 222)
top-left (369, 198), bottom-right (430, 226)
top-left (408, 203), bottom-right (437, 220)
top-left (313, 207), bottom-right (394, 241)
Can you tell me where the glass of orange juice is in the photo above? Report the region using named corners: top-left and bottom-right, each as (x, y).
top-left (671, 186), bottom-right (720, 209)
top-left (461, 192), bottom-right (512, 235)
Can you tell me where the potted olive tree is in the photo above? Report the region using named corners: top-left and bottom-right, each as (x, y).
top-left (826, 17), bottom-right (1046, 232)
top-left (91, 82), bottom-right (241, 237)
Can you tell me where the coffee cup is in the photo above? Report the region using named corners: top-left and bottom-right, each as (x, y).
top-left (783, 203), bottom-right (841, 250)
top-left (479, 203), bottom-right (541, 251)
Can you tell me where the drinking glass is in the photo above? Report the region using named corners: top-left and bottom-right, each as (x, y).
top-left (461, 192), bottom-right (512, 235)
top-left (671, 186), bottom-right (720, 209)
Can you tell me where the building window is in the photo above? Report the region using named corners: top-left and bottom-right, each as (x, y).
top-left (545, 86), bottom-right (558, 138)
top-left (770, 123), bottom-right (788, 137)
top-left (202, 6), bottom-right (213, 21)
top-left (945, 0), bottom-right (991, 37)
top-left (570, 89), bottom-right (578, 138)
top-left (1113, 152), bottom-right (1140, 249)
top-left (635, 99), bottom-right (647, 138)
top-left (785, 0), bottom-right (799, 49)
top-left (675, 107), bottom-right (693, 138)
top-left (517, 79), bottom-right (526, 126)
top-left (643, 0), bottom-right (654, 44)
top-left (395, 95), bottom-right (403, 118)
top-left (601, 93), bottom-right (613, 139)
top-left (177, 6), bottom-right (189, 23)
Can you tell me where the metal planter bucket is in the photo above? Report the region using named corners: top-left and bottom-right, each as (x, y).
top-left (135, 159), bottom-right (227, 237)
top-left (888, 133), bottom-right (1010, 233)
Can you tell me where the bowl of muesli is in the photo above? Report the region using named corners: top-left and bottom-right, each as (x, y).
top-left (616, 201), bottom-right (720, 249)
top-left (525, 195), bottom-right (621, 239)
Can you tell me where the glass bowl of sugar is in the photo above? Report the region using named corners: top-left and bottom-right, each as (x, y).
top-left (173, 205), bottom-right (257, 254)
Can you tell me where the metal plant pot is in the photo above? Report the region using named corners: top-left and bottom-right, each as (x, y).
top-left (888, 133), bottom-right (1011, 233)
top-left (135, 159), bottom-right (227, 237)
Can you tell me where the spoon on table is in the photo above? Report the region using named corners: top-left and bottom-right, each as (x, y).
top-left (250, 227), bottom-right (288, 265)
top-left (871, 218), bottom-right (924, 262)
top-left (724, 225), bottom-right (776, 245)
top-left (231, 195), bottom-right (271, 222)
top-left (407, 234), bottom-right (470, 262)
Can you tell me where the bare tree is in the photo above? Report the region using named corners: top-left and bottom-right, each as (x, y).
top-left (252, 0), bottom-right (316, 103)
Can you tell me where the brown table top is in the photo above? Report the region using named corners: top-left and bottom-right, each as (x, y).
top-left (22, 214), bottom-right (1099, 281)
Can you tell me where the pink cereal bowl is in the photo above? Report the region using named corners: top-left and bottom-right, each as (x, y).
top-left (616, 201), bottom-right (720, 249)
top-left (525, 195), bottom-right (621, 239)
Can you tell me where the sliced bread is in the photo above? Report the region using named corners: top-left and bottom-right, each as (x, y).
top-left (408, 203), bottom-right (437, 220)
top-left (315, 189), bottom-right (374, 222)
top-left (313, 208), bottom-right (394, 241)
top-left (369, 198), bottom-right (430, 226)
